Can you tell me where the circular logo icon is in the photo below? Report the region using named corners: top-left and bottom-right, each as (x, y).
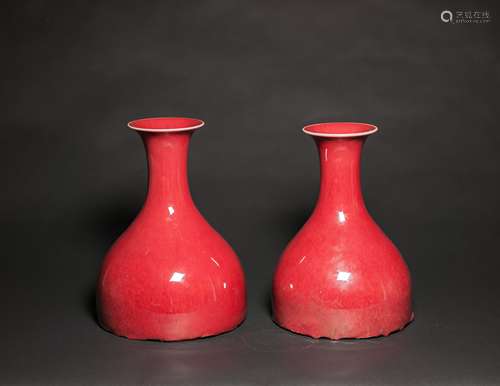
top-left (441, 10), bottom-right (453, 23)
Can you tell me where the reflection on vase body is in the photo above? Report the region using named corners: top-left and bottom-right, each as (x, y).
top-left (273, 123), bottom-right (413, 339)
top-left (97, 118), bottom-right (246, 341)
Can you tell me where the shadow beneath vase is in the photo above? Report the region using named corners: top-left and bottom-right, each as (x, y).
top-left (85, 287), bottom-right (98, 324)
top-left (262, 289), bottom-right (273, 318)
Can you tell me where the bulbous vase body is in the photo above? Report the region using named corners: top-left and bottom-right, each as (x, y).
top-left (97, 117), bottom-right (246, 341)
top-left (273, 122), bottom-right (413, 339)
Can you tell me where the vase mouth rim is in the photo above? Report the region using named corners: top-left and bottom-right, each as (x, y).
top-left (128, 117), bottom-right (205, 133)
top-left (303, 122), bottom-right (378, 138)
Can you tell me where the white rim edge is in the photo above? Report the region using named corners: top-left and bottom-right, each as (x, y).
top-left (302, 122), bottom-right (378, 138)
top-left (127, 117), bottom-right (205, 133)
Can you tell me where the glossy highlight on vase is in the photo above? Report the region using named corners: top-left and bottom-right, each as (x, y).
top-left (272, 122), bottom-right (413, 339)
top-left (97, 117), bottom-right (246, 341)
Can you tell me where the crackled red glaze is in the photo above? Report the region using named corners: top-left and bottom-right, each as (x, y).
top-left (97, 117), bottom-right (246, 341)
top-left (273, 122), bottom-right (413, 339)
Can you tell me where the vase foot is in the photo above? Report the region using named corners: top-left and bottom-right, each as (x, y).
top-left (98, 314), bottom-right (246, 342)
top-left (273, 302), bottom-right (413, 340)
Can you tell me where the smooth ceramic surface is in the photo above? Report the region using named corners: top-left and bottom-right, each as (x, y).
top-left (97, 117), bottom-right (246, 341)
top-left (273, 122), bottom-right (413, 339)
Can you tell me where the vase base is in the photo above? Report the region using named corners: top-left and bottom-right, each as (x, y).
top-left (274, 315), bottom-right (414, 340)
top-left (273, 302), bottom-right (414, 340)
top-left (98, 315), bottom-right (246, 342)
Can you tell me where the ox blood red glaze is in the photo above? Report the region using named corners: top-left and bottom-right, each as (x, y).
top-left (97, 117), bottom-right (246, 341)
top-left (272, 122), bottom-right (413, 339)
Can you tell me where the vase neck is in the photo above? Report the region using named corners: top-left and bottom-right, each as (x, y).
top-left (314, 137), bottom-right (368, 216)
top-left (140, 131), bottom-right (194, 211)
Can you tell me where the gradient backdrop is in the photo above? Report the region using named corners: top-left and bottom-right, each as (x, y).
top-left (1, 0), bottom-right (499, 384)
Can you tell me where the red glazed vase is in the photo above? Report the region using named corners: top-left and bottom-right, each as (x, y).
top-left (97, 117), bottom-right (246, 341)
top-left (272, 122), bottom-right (413, 339)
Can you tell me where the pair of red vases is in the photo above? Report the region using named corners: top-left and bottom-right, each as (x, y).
top-left (97, 117), bottom-right (413, 341)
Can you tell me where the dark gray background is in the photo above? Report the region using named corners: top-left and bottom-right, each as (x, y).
top-left (2, 0), bottom-right (499, 384)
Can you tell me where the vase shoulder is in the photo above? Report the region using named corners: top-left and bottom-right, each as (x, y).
top-left (98, 207), bottom-right (246, 340)
top-left (273, 211), bottom-right (412, 339)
